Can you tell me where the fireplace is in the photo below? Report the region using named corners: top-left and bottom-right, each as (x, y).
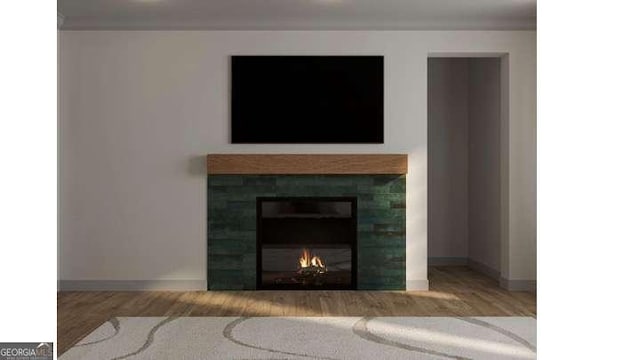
top-left (257, 197), bottom-right (357, 290)
top-left (207, 154), bottom-right (408, 290)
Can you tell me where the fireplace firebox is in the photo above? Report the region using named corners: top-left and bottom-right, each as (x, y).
top-left (257, 197), bottom-right (357, 290)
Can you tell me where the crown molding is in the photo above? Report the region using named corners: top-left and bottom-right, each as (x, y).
top-left (59, 17), bottom-right (535, 31)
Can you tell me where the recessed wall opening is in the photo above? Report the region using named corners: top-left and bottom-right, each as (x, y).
top-left (428, 56), bottom-right (505, 283)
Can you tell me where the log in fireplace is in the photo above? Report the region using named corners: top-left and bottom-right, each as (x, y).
top-left (257, 197), bottom-right (357, 290)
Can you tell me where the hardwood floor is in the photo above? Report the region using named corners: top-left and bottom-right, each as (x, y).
top-left (57, 266), bottom-right (536, 355)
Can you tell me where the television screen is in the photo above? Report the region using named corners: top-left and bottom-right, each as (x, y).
top-left (231, 56), bottom-right (383, 143)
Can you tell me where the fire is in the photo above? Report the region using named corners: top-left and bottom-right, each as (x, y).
top-left (299, 248), bottom-right (325, 269)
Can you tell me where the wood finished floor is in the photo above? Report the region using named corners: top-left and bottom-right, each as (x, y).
top-left (57, 266), bottom-right (536, 356)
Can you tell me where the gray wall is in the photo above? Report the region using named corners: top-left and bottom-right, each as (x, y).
top-left (428, 57), bottom-right (502, 277)
top-left (468, 58), bottom-right (502, 274)
top-left (427, 58), bottom-right (469, 259)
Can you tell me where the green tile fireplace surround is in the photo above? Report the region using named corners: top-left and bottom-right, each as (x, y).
top-left (207, 155), bottom-right (408, 290)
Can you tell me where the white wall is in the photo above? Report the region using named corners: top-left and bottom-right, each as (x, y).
top-left (427, 58), bottom-right (469, 259)
top-left (59, 31), bottom-right (536, 289)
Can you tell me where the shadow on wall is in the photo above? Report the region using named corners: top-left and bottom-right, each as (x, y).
top-left (188, 155), bottom-right (207, 176)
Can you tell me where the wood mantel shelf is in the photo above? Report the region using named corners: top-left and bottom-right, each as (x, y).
top-left (207, 154), bottom-right (408, 175)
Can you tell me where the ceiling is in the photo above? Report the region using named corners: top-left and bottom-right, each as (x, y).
top-left (58, 0), bottom-right (536, 31)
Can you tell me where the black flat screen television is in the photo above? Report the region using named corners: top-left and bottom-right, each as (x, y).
top-left (231, 56), bottom-right (383, 143)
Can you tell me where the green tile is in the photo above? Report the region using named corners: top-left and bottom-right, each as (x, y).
top-left (275, 176), bottom-right (319, 186)
top-left (210, 239), bottom-right (247, 255)
top-left (371, 193), bottom-right (405, 202)
top-left (358, 281), bottom-right (406, 290)
top-left (359, 199), bottom-right (392, 209)
top-left (212, 185), bottom-right (277, 194)
top-left (209, 176), bottom-right (244, 186)
top-left (243, 177), bottom-right (277, 186)
top-left (242, 253), bottom-right (257, 269)
top-left (209, 255), bottom-right (244, 270)
top-left (389, 182), bottom-right (406, 193)
top-left (359, 237), bottom-right (405, 249)
top-left (209, 282), bottom-right (245, 290)
top-left (208, 174), bottom-right (407, 290)
top-left (212, 230), bottom-right (254, 240)
top-left (226, 201), bottom-right (255, 210)
top-left (356, 194), bottom-right (374, 201)
top-left (373, 224), bottom-right (406, 233)
top-left (350, 176), bottom-right (375, 186)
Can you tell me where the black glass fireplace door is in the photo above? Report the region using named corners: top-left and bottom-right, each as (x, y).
top-left (257, 197), bottom-right (357, 290)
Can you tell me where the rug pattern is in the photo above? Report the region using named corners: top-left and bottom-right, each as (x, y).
top-left (60, 317), bottom-right (536, 360)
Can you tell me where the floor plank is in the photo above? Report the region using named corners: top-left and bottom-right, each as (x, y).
top-left (57, 266), bottom-right (536, 355)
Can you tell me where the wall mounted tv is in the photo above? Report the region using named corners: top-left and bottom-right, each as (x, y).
top-left (231, 56), bottom-right (383, 143)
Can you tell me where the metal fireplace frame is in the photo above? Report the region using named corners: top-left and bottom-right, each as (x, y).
top-left (256, 196), bottom-right (358, 290)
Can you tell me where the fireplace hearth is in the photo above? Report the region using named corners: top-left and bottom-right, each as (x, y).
top-left (257, 197), bottom-right (357, 290)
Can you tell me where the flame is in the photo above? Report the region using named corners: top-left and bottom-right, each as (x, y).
top-left (299, 248), bottom-right (325, 269)
top-left (312, 256), bottom-right (324, 268)
top-left (299, 249), bottom-right (311, 268)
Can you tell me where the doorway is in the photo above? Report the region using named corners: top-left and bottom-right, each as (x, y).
top-left (427, 56), bottom-right (507, 285)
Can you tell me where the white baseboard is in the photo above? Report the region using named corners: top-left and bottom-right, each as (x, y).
top-left (406, 279), bottom-right (429, 291)
top-left (500, 278), bottom-right (537, 292)
top-left (59, 280), bottom-right (207, 291)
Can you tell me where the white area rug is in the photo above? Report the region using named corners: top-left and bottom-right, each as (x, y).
top-left (60, 316), bottom-right (536, 360)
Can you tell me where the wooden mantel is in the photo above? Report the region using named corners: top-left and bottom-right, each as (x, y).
top-left (207, 154), bottom-right (408, 175)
